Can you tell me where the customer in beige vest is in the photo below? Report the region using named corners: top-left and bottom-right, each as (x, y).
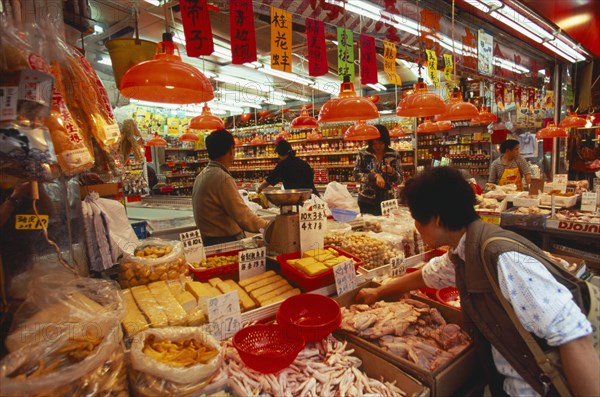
top-left (192, 129), bottom-right (269, 246)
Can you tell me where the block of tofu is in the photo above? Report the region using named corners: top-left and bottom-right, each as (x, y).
top-left (244, 275), bottom-right (282, 293)
top-left (327, 247), bottom-right (340, 256)
top-left (238, 270), bottom-right (276, 288)
top-left (303, 248), bottom-right (330, 258)
top-left (295, 257), bottom-right (320, 269)
top-left (262, 288), bottom-right (301, 306)
top-left (167, 280), bottom-right (184, 297)
top-left (148, 282), bottom-right (188, 326)
top-left (121, 289), bottom-right (149, 337)
top-left (208, 277), bottom-right (223, 287)
top-left (185, 281), bottom-right (221, 301)
top-left (286, 259), bottom-right (300, 268)
top-left (257, 284), bottom-right (294, 304)
top-left (187, 308), bottom-right (207, 326)
top-left (130, 285), bottom-right (169, 327)
top-left (313, 252), bottom-right (335, 263)
top-left (301, 262), bottom-right (329, 276)
top-left (250, 279), bottom-right (289, 300)
top-left (323, 255), bottom-right (352, 268)
top-left (223, 279), bottom-right (256, 311)
top-left (216, 281), bottom-right (235, 294)
top-left (175, 291), bottom-right (198, 313)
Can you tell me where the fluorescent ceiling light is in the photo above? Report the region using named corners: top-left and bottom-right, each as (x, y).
top-left (367, 84), bottom-right (383, 92)
top-left (97, 56), bottom-right (112, 66)
top-left (493, 5), bottom-right (554, 41)
top-left (244, 61), bottom-right (263, 68)
top-left (463, 0), bottom-right (490, 13)
top-left (265, 98), bottom-right (287, 106)
top-left (209, 101), bottom-right (244, 113)
top-left (131, 99), bottom-right (179, 109)
top-left (543, 42), bottom-right (576, 63)
top-left (143, 0), bottom-right (160, 6)
top-left (215, 75), bottom-right (259, 88)
top-left (490, 11), bottom-right (543, 43)
top-left (492, 58), bottom-right (529, 74)
top-left (93, 24), bottom-right (103, 35)
top-left (551, 38), bottom-right (586, 61)
top-left (274, 91), bottom-right (310, 102)
top-left (379, 110), bottom-right (394, 114)
top-left (259, 65), bottom-right (315, 86)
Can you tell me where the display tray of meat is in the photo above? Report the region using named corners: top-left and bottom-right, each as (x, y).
top-left (335, 285), bottom-right (478, 396)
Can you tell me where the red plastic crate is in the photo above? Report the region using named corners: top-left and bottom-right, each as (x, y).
top-left (276, 246), bottom-right (363, 292)
top-left (188, 250), bottom-right (240, 282)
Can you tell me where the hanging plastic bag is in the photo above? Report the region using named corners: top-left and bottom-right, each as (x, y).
top-left (323, 182), bottom-right (359, 212)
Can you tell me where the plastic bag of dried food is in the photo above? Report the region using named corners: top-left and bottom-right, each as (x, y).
top-left (341, 232), bottom-right (387, 270)
top-left (6, 273), bottom-right (125, 352)
top-left (119, 239), bottom-right (189, 288)
top-left (129, 327), bottom-right (222, 396)
top-left (0, 325), bottom-right (128, 397)
top-left (120, 119), bottom-right (146, 163)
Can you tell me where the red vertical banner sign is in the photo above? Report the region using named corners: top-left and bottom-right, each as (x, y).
top-left (528, 87), bottom-right (536, 110)
top-left (271, 7), bottom-right (292, 72)
top-left (360, 34), bottom-right (377, 85)
top-left (229, 0), bottom-right (257, 64)
top-left (306, 18), bottom-right (327, 77)
top-left (179, 0), bottom-right (214, 57)
top-left (495, 82), bottom-right (505, 111)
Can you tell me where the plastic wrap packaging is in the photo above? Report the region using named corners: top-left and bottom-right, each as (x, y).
top-left (361, 214), bottom-right (384, 233)
top-left (6, 273), bottom-right (125, 352)
top-left (324, 221), bottom-right (352, 246)
top-left (366, 231), bottom-right (405, 264)
top-left (341, 232), bottom-right (387, 270)
top-left (120, 239), bottom-right (189, 288)
top-left (120, 119), bottom-right (146, 163)
top-left (129, 327), bottom-right (222, 397)
top-left (0, 326), bottom-right (128, 397)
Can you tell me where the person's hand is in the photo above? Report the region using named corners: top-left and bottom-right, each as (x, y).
top-left (375, 173), bottom-right (385, 188)
top-left (356, 287), bottom-right (380, 305)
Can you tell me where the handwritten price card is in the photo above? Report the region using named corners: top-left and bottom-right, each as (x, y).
top-left (553, 174), bottom-right (568, 193)
top-left (206, 291), bottom-right (241, 340)
top-left (179, 229), bottom-right (205, 264)
top-left (238, 247), bottom-right (266, 280)
top-left (380, 199), bottom-right (399, 217)
top-left (299, 205), bottom-right (325, 253)
top-left (389, 254), bottom-right (407, 277)
top-left (334, 259), bottom-right (356, 296)
top-left (15, 214), bottom-right (48, 230)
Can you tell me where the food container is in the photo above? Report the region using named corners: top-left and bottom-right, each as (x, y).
top-left (500, 207), bottom-right (548, 230)
top-left (276, 294), bottom-right (342, 342)
top-left (276, 246), bottom-right (363, 292)
top-left (436, 287), bottom-right (461, 310)
top-left (540, 193), bottom-right (579, 208)
top-left (330, 208), bottom-right (358, 222)
top-left (188, 250), bottom-right (240, 282)
top-left (512, 192), bottom-right (540, 207)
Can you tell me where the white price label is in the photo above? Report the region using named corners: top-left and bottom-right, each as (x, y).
top-left (206, 291), bottom-right (241, 340)
top-left (179, 229), bottom-right (205, 264)
top-left (581, 192), bottom-right (597, 213)
top-left (0, 86), bottom-right (18, 121)
top-left (299, 206), bottom-right (325, 253)
top-left (103, 123), bottom-right (121, 143)
top-left (238, 247), bottom-right (266, 280)
top-left (553, 174), bottom-right (568, 193)
top-left (389, 254), bottom-right (407, 277)
top-left (334, 259), bottom-right (357, 296)
top-left (380, 199), bottom-right (399, 217)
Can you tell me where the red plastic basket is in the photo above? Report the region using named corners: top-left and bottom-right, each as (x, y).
top-left (276, 246), bottom-right (363, 292)
top-left (277, 294), bottom-right (342, 342)
top-left (188, 250), bottom-right (240, 282)
top-left (232, 324), bottom-right (305, 374)
top-left (436, 287), bottom-right (461, 310)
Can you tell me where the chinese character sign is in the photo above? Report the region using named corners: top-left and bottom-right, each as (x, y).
top-left (270, 7), bottom-right (292, 72)
top-left (334, 260), bottom-right (356, 296)
top-left (229, 0), bottom-right (257, 64)
top-left (299, 206), bottom-right (325, 254)
top-left (206, 291), bottom-right (241, 340)
top-left (15, 214), bottom-right (48, 230)
top-left (383, 41), bottom-right (401, 85)
top-left (443, 54), bottom-right (454, 84)
top-left (238, 247), bottom-right (266, 280)
top-left (180, 0), bottom-right (214, 57)
top-left (425, 49), bottom-right (439, 87)
top-left (337, 27), bottom-right (355, 81)
top-left (495, 82), bottom-right (505, 111)
top-left (477, 29), bottom-right (493, 75)
top-left (462, 27), bottom-right (477, 70)
top-left (360, 34), bottom-right (377, 85)
top-left (179, 229), bottom-right (205, 264)
top-left (380, 199), bottom-right (399, 217)
top-left (306, 18), bottom-right (328, 77)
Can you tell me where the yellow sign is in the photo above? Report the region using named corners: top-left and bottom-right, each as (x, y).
top-left (383, 41), bottom-right (401, 85)
top-left (15, 214), bottom-right (48, 230)
top-left (337, 27), bottom-right (355, 81)
top-left (443, 54), bottom-right (454, 84)
top-left (270, 7), bottom-right (292, 72)
top-left (426, 49), bottom-right (440, 87)
top-left (167, 117), bottom-right (180, 135)
top-left (480, 215), bottom-right (501, 225)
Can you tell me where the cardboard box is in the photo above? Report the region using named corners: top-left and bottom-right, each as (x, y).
top-left (500, 207), bottom-right (548, 230)
top-left (80, 183), bottom-right (120, 198)
top-left (335, 283), bottom-right (478, 397)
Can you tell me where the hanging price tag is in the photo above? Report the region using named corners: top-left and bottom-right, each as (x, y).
top-left (103, 123), bottom-right (121, 143)
top-left (334, 259), bottom-right (356, 296)
top-left (238, 247), bottom-right (266, 280)
top-left (389, 254), bottom-right (406, 277)
top-left (179, 229), bottom-right (205, 264)
top-left (205, 291), bottom-right (241, 340)
top-left (15, 214), bottom-right (48, 230)
top-left (553, 174), bottom-right (568, 193)
top-left (0, 86), bottom-right (18, 121)
top-left (299, 205), bottom-right (325, 253)
top-left (581, 192), bottom-right (597, 213)
top-left (380, 199), bottom-right (399, 217)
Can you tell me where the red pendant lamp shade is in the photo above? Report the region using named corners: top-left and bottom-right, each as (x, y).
top-left (416, 119), bottom-right (453, 134)
top-left (318, 77), bottom-right (379, 123)
top-left (179, 131), bottom-right (199, 142)
top-left (307, 129), bottom-right (323, 140)
top-left (343, 120), bottom-right (380, 141)
top-left (536, 122), bottom-right (567, 139)
top-left (558, 112), bottom-right (586, 128)
top-left (120, 33), bottom-right (214, 104)
top-left (146, 133), bottom-right (167, 146)
top-left (389, 125), bottom-right (407, 137)
top-left (291, 108), bottom-right (319, 129)
top-left (189, 104), bottom-right (224, 131)
top-left (471, 105), bottom-right (497, 124)
top-left (436, 90), bottom-right (479, 121)
top-left (396, 78), bottom-right (446, 118)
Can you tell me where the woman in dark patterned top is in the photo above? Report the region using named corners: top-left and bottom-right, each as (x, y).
top-left (352, 125), bottom-right (403, 215)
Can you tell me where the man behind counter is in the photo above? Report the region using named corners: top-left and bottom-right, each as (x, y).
top-left (488, 139), bottom-right (531, 191)
top-left (192, 129), bottom-right (269, 246)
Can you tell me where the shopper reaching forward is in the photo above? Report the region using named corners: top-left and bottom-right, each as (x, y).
top-left (357, 167), bottom-right (598, 397)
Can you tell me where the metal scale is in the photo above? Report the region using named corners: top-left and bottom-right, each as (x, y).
top-left (262, 189), bottom-right (313, 254)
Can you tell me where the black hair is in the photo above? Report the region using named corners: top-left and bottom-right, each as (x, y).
top-left (368, 124), bottom-right (391, 149)
top-left (275, 139), bottom-right (295, 156)
top-left (400, 166), bottom-right (479, 230)
top-left (500, 139), bottom-right (519, 153)
top-left (205, 129), bottom-right (235, 160)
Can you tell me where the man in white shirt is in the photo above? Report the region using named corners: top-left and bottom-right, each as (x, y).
top-left (357, 167), bottom-right (598, 397)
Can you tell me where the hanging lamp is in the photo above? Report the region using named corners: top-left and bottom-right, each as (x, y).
top-left (179, 129), bottom-right (199, 142)
top-left (146, 133), bottom-right (168, 146)
top-left (307, 128), bottom-right (323, 140)
top-left (471, 105), bottom-right (497, 124)
top-left (416, 119), bottom-right (453, 134)
top-left (318, 76), bottom-right (379, 123)
top-left (436, 89), bottom-right (479, 121)
top-left (559, 112), bottom-right (586, 129)
top-left (291, 106), bottom-right (319, 129)
top-left (536, 122), bottom-right (567, 139)
top-left (343, 120), bottom-right (380, 141)
top-left (396, 78), bottom-right (446, 118)
top-left (189, 104), bottom-right (224, 131)
top-left (276, 127), bottom-right (291, 140)
top-left (389, 125), bottom-right (407, 137)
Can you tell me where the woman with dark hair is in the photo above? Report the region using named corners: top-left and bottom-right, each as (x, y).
top-left (488, 139), bottom-right (531, 190)
top-left (352, 124), bottom-right (403, 215)
top-left (256, 139), bottom-right (319, 196)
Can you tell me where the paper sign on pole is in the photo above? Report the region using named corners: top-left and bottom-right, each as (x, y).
top-left (425, 49), bottom-right (440, 87)
top-left (205, 291), bottom-right (241, 340)
top-left (299, 204), bottom-right (325, 253)
top-left (270, 7), bottom-right (292, 72)
top-left (383, 41), bottom-right (401, 86)
top-left (179, 229), bottom-right (205, 264)
top-left (334, 259), bottom-right (356, 296)
top-left (553, 174), bottom-right (568, 193)
top-left (581, 192), bottom-right (597, 213)
top-left (337, 27), bottom-right (355, 81)
top-left (478, 29), bottom-right (493, 75)
top-left (381, 199), bottom-right (399, 217)
top-left (238, 247), bottom-right (266, 280)
top-left (443, 54), bottom-right (454, 84)
top-left (389, 254), bottom-right (407, 278)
